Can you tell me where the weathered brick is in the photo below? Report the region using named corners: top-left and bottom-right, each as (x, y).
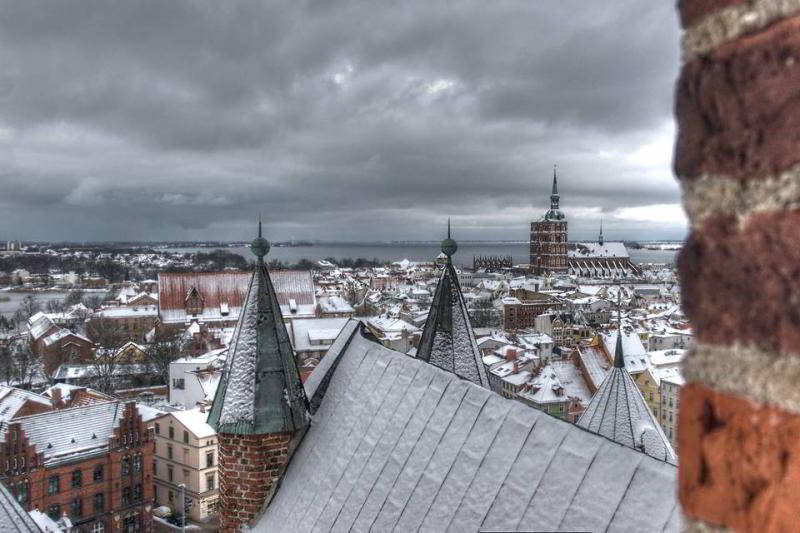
top-left (679, 211), bottom-right (800, 353)
top-left (675, 15), bottom-right (800, 180)
top-left (680, 384), bottom-right (800, 532)
top-left (678, 0), bottom-right (751, 27)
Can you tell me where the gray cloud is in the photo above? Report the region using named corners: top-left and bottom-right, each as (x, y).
top-left (0, 0), bottom-right (683, 242)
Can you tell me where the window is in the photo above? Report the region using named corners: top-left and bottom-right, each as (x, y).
top-left (154, 423), bottom-right (160, 435)
top-left (153, 484), bottom-right (158, 501)
top-left (122, 456), bottom-right (131, 476)
top-left (93, 465), bottom-right (104, 482)
top-left (172, 378), bottom-right (185, 390)
top-left (133, 484), bottom-right (142, 501)
top-left (94, 493), bottom-right (104, 512)
top-left (48, 475), bottom-right (59, 495)
top-left (16, 480), bottom-right (29, 505)
top-left (182, 469), bottom-right (189, 482)
top-left (91, 522), bottom-right (105, 533)
top-left (167, 445), bottom-right (173, 460)
top-left (122, 513), bottom-right (139, 533)
top-left (47, 504), bottom-right (60, 521)
top-left (152, 460), bottom-right (157, 476)
top-left (183, 430), bottom-right (189, 444)
top-left (206, 473), bottom-right (215, 490)
top-left (71, 498), bottom-right (82, 518)
top-left (168, 426), bottom-right (174, 439)
top-left (167, 465), bottom-right (174, 482)
top-left (133, 454), bottom-right (141, 473)
top-left (206, 451), bottom-right (214, 468)
top-left (168, 490), bottom-right (174, 503)
top-left (122, 487), bottom-right (131, 506)
top-left (72, 469), bottom-right (82, 488)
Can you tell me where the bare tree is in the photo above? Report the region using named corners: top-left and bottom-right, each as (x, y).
top-left (145, 327), bottom-right (187, 385)
top-left (86, 318), bottom-right (130, 393)
top-left (14, 295), bottom-right (40, 323)
top-left (1, 340), bottom-right (44, 388)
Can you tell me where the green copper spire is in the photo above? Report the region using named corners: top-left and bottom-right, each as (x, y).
top-left (207, 221), bottom-right (308, 435)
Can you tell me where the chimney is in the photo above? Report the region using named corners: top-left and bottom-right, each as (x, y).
top-left (50, 387), bottom-right (63, 409)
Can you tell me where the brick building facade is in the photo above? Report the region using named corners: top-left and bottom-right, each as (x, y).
top-left (0, 402), bottom-right (156, 533)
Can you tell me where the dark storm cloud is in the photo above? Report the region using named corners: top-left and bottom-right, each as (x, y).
top-left (0, 0), bottom-right (683, 242)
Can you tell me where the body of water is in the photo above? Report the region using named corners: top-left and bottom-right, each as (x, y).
top-left (167, 242), bottom-right (679, 268)
top-left (0, 289), bottom-right (109, 319)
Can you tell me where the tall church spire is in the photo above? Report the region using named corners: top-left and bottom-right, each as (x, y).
top-left (599, 218), bottom-right (604, 246)
top-left (550, 164), bottom-right (560, 210)
top-left (416, 222), bottom-right (488, 387)
top-left (207, 221), bottom-right (308, 435)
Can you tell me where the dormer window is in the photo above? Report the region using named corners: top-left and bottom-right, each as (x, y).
top-left (185, 286), bottom-right (204, 316)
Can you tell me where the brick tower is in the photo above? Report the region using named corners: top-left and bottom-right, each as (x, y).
top-left (206, 220), bottom-right (309, 532)
top-left (530, 166), bottom-right (568, 274)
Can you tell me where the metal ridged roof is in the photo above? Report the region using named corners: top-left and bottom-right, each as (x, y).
top-left (0, 483), bottom-right (41, 532)
top-left (257, 326), bottom-right (680, 532)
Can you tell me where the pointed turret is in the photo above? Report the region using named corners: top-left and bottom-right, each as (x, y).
top-left (208, 220), bottom-right (308, 434)
top-left (208, 221), bottom-right (309, 531)
top-left (416, 222), bottom-right (488, 387)
top-left (576, 286), bottom-right (675, 463)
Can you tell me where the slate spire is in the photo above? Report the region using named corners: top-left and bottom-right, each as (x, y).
top-left (614, 285), bottom-right (625, 368)
top-left (207, 221), bottom-right (308, 435)
top-left (416, 222), bottom-right (488, 387)
top-left (550, 164), bottom-right (559, 209)
top-left (576, 283), bottom-right (675, 463)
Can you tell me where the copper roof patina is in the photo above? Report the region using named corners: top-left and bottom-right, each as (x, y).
top-left (207, 222), bottom-right (309, 435)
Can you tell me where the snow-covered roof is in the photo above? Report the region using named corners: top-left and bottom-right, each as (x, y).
top-left (0, 483), bottom-right (42, 532)
top-left (257, 325), bottom-right (681, 532)
top-left (1, 401), bottom-right (147, 466)
top-left (578, 332), bottom-right (676, 464)
top-left (0, 386), bottom-right (51, 436)
top-left (287, 318), bottom-right (350, 352)
top-left (569, 242), bottom-right (630, 259)
top-left (95, 305), bottom-right (158, 318)
top-left (27, 312), bottom-right (55, 341)
top-left (42, 329), bottom-right (91, 347)
top-left (170, 407), bottom-right (216, 439)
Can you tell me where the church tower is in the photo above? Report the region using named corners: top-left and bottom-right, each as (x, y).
top-left (530, 166), bottom-right (568, 275)
top-left (207, 220), bottom-right (309, 532)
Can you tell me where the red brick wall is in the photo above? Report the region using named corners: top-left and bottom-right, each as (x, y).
top-left (675, 2), bottom-right (800, 531)
top-left (217, 432), bottom-right (291, 532)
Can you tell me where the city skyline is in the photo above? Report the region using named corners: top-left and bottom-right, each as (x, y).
top-left (0, 0), bottom-right (683, 242)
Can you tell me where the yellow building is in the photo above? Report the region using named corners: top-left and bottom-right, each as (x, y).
top-left (152, 408), bottom-right (219, 522)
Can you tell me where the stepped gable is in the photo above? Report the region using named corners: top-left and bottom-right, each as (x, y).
top-left (416, 221), bottom-right (488, 387)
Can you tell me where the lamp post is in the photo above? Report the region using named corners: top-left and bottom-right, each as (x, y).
top-left (178, 483), bottom-right (186, 533)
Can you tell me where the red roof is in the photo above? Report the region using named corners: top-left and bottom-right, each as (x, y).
top-left (158, 270), bottom-right (315, 312)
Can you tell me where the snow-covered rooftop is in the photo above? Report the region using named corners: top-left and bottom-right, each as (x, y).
top-left (256, 325), bottom-right (681, 532)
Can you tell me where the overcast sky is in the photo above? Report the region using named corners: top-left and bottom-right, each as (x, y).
top-left (0, 0), bottom-right (684, 243)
